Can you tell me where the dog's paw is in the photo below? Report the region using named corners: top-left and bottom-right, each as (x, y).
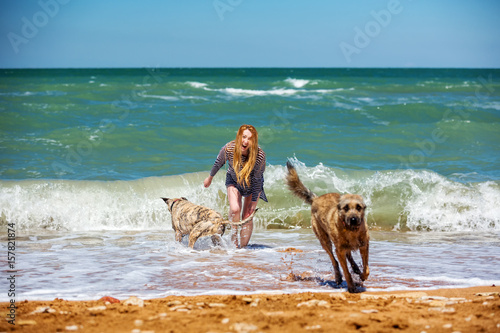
top-left (360, 267), bottom-right (370, 281)
top-left (347, 285), bottom-right (360, 293)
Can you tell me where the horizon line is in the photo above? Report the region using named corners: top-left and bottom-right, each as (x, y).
top-left (1, 66), bottom-right (499, 70)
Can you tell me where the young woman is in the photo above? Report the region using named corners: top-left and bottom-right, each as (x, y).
top-left (203, 124), bottom-right (267, 248)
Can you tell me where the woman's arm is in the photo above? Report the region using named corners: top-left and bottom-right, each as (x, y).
top-left (250, 148), bottom-right (266, 202)
top-left (203, 175), bottom-right (213, 188)
top-left (204, 144), bottom-right (227, 188)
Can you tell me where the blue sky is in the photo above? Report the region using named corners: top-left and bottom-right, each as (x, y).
top-left (1, 0), bottom-right (499, 68)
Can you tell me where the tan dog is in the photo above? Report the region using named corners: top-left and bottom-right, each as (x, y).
top-left (285, 161), bottom-right (369, 293)
top-left (162, 197), bottom-right (258, 248)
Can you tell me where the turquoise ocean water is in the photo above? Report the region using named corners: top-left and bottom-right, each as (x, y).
top-left (1, 68), bottom-right (499, 300)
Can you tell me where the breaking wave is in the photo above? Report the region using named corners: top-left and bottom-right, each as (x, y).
top-left (2, 159), bottom-right (499, 233)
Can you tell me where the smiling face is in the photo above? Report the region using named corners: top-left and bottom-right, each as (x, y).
top-left (232, 124), bottom-right (259, 186)
top-left (240, 129), bottom-right (253, 155)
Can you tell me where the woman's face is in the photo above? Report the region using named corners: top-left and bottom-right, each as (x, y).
top-left (240, 129), bottom-right (253, 155)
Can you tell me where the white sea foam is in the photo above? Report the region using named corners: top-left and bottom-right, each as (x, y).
top-left (23, 137), bottom-right (65, 147)
top-left (313, 88), bottom-right (347, 93)
top-left (1, 163), bottom-right (499, 233)
top-left (281, 160), bottom-right (500, 232)
top-left (210, 87), bottom-right (347, 98)
top-left (0, 172), bottom-right (230, 231)
top-left (357, 97), bottom-right (375, 104)
top-left (179, 81), bottom-right (351, 99)
top-left (399, 174), bottom-right (500, 231)
top-left (284, 78), bottom-right (310, 88)
top-left (137, 92), bottom-right (179, 101)
top-left (480, 101), bottom-right (500, 110)
top-left (219, 87), bottom-right (298, 97)
top-left (186, 81), bottom-right (208, 89)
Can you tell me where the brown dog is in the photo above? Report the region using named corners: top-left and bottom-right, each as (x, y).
top-left (162, 197), bottom-right (258, 249)
top-left (285, 161), bottom-right (369, 293)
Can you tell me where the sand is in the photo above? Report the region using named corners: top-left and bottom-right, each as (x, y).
top-left (1, 286), bottom-right (498, 333)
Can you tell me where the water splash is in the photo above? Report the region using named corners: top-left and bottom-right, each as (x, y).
top-left (2, 162), bottom-right (499, 232)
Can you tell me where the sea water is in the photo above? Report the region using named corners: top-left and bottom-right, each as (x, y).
top-left (1, 68), bottom-right (499, 301)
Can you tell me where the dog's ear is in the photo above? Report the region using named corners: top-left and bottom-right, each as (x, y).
top-left (181, 197), bottom-right (187, 201)
top-left (161, 198), bottom-right (169, 203)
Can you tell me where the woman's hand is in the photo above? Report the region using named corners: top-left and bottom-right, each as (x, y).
top-left (203, 176), bottom-right (213, 188)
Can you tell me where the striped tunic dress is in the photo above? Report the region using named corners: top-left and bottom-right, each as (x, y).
top-left (209, 141), bottom-right (268, 202)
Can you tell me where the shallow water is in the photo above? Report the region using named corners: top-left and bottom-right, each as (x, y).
top-left (5, 228), bottom-right (499, 301)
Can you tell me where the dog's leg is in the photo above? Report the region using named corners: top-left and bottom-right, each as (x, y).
top-left (336, 248), bottom-right (357, 293)
top-left (211, 224), bottom-right (226, 247)
top-left (175, 230), bottom-right (183, 242)
top-left (188, 223), bottom-right (207, 248)
top-left (312, 219), bottom-right (343, 285)
top-left (211, 234), bottom-right (223, 247)
top-left (346, 252), bottom-right (361, 275)
top-left (188, 234), bottom-right (200, 248)
top-left (359, 243), bottom-right (370, 281)
top-left (188, 221), bottom-right (220, 249)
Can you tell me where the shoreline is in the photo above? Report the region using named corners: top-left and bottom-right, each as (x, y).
top-left (2, 286), bottom-right (498, 332)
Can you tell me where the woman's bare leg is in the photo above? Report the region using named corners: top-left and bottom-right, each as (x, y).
top-left (227, 186), bottom-right (242, 247)
top-left (238, 193), bottom-right (260, 248)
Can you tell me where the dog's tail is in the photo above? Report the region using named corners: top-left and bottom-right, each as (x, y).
top-left (223, 208), bottom-right (259, 226)
top-left (286, 160), bottom-right (316, 205)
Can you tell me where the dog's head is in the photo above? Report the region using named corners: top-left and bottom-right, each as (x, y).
top-left (337, 194), bottom-right (366, 230)
top-left (161, 197), bottom-right (188, 212)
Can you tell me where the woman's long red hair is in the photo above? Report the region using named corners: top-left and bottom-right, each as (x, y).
top-left (232, 124), bottom-right (258, 187)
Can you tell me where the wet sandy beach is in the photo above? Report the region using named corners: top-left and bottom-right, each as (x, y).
top-left (2, 286), bottom-right (498, 333)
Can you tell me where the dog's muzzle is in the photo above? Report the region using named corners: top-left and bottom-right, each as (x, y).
top-left (346, 215), bottom-right (361, 229)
